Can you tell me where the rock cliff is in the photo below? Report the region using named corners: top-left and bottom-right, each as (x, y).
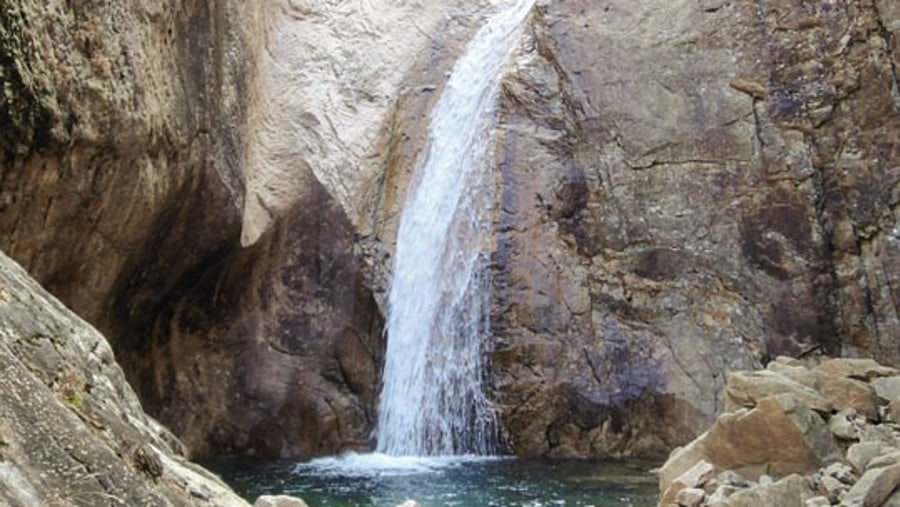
top-left (368, 0), bottom-right (899, 458)
top-left (0, 0), bottom-right (388, 458)
top-left (1, 0), bottom-right (898, 464)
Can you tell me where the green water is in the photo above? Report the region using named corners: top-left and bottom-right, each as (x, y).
top-left (204, 453), bottom-right (659, 507)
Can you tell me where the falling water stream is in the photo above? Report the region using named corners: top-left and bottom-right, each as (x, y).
top-left (205, 1), bottom-right (660, 504)
top-left (375, 0), bottom-right (535, 458)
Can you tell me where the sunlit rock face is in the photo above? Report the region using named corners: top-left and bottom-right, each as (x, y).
top-left (241, 0), bottom-right (496, 245)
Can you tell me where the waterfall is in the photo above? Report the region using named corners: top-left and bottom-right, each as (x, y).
top-left (375, 0), bottom-right (534, 456)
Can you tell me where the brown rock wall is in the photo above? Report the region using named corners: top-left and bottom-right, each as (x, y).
top-left (116, 172), bottom-right (384, 457)
top-left (475, 0), bottom-right (900, 457)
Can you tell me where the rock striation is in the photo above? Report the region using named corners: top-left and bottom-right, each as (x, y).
top-left (656, 357), bottom-right (900, 507)
top-left (0, 250), bottom-right (252, 506)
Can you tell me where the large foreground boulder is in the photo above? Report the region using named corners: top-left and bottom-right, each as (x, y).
top-left (0, 250), bottom-right (251, 506)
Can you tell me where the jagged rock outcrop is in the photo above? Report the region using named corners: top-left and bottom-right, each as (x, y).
top-left (0, 250), bottom-right (251, 506)
top-left (655, 358), bottom-right (900, 507)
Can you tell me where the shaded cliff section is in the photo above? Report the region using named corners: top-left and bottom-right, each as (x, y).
top-left (480, 0), bottom-right (900, 457)
top-left (0, 0), bottom-right (384, 459)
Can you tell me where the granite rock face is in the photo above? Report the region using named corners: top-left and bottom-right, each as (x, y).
top-left (1, 0), bottom-right (899, 463)
top-left (0, 250), bottom-right (251, 506)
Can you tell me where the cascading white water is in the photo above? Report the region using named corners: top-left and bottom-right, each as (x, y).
top-left (375, 0), bottom-right (534, 457)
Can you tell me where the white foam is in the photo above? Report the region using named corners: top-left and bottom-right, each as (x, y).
top-left (293, 452), bottom-right (504, 478)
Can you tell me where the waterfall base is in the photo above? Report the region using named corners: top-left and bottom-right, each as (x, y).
top-left (205, 454), bottom-right (658, 506)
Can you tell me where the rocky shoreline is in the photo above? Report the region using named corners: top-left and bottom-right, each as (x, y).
top-left (657, 357), bottom-right (900, 506)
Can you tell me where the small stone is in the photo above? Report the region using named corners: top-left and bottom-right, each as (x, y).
top-left (725, 371), bottom-right (833, 413)
top-left (676, 487), bottom-right (705, 507)
top-left (759, 474), bottom-right (774, 486)
top-left (815, 359), bottom-right (898, 381)
top-left (718, 470), bottom-right (751, 487)
top-left (714, 474), bottom-right (815, 506)
top-left (661, 460), bottom-right (716, 504)
top-left (848, 442), bottom-right (892, 474)
top-left (843, 463), bottom-right (900, 507)
top-left (820, 475), bottom-right (847, 502)
top-left (857, 423), bottom-right (900, 448)
top-left (254, 495), bottom-right (310, 507)
top-left (816, 374), bottom-right (877, 420)
top-left (767, 361), bottom-right (817, 387)
top-left (830, 410), bottom-right (861, 441)
top-left (867, 451), bottom-right (900, 471)
top-left (872, 377), bottom-right (900, 404)
top-left (706, 484), bottom-right (739, 506)
top-left (703, 477), bottom-right (722, 494)
top-left (805, 496), bottom-right (831, 507)
top-left (863, 464), bottom-right (900, 507)
top-left (773, 356), bottom-right (807, 368)
top-left (824, 462), bottom-right (856, 484)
